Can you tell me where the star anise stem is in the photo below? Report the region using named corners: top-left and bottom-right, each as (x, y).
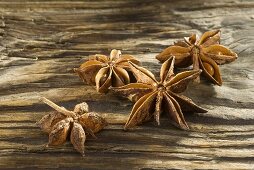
top-left (192, 49), bottom-right (200, 83)
top-left (154, 91), bottom-right (163, 125)
top-left (41, 97), bottom-right (77, 118)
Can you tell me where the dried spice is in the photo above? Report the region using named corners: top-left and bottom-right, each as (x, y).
top-left (74, 49), bottom-right (140, 93)
top-left (36, 97), bottom-right (108, 156)
top-left (156, 30), bottom-right (237, 85)
top-left (112, 56), bottom-right (207, 130)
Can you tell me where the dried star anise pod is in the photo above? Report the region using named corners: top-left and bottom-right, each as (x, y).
top-left (36, 97), bottom-right (108, 156)
top-left (156, 30), bottom-right (238, 85)
top-left (112, 56), bottom-right (207, 130)
top-left (74, 49), bottom-right (140, 93)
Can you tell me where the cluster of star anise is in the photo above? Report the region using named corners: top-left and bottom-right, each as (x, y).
top-left (36, 97), bottom-right (108, 156)
top-left (37, 30), bottom-right (237, 156)
top-left (73, 30), bottom-right (237, 131)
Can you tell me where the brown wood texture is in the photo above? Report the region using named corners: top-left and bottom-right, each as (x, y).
top-left (0, 0), bottom-right (253, 169)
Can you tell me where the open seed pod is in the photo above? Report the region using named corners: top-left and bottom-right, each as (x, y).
top-left (74, 49), bottom-right (140, 93)
top-left (36, 97), bottom-right (108, 156)
top-left (156, 30), bottom-right (237, 85)
top-left (111, 57), bottom-right (207, 130)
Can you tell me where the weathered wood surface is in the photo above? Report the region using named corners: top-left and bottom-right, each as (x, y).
top-left (0, 0), bottom-right (253, 169)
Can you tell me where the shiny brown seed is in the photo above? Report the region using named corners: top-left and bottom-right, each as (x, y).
top-left (99, 74), bottom-right (108, 86)
top-left (203, 62), bottom-right (214, 76)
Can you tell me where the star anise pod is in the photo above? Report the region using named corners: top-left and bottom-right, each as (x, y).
top-left (112, 56), bottom-right (207, 130)
top-left (36, 97), bottom-right (108, 156)
top-left (156, 30), bottom-right (238, 85)
top-left (74, 49), bottom-right (140, 93)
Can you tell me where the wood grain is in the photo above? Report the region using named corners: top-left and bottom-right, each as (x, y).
top-left (0, 0), bottom-right (253, 169)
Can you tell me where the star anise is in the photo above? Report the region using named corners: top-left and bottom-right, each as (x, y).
top-left (74, 49), bottom-right (140, 93)
top-left (112, 56), bottom-right (207, 130)
top-left (156, 30), bottom-right (238, 85)
top-left (36, 97), bottom-right (108, 156)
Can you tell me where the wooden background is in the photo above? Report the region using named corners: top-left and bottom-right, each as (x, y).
top-left (0, 0), bottom-right (253, 169)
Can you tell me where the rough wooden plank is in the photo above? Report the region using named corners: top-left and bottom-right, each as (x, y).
top-left (0, 0), bottom-right (253, 169)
